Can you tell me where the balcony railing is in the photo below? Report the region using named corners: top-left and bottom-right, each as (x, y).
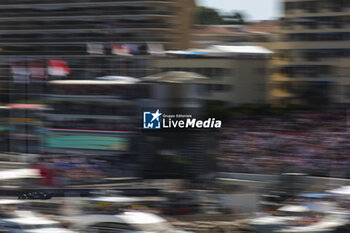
top-left (0, 9), bottom-right (174, 18)
top-left (0, 0), bottom-right (175, 4)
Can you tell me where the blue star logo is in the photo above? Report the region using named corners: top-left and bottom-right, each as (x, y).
top-left (143, 109), bottom-right (162, 129)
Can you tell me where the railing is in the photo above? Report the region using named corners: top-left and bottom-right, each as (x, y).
top-left (0, 9), bottom-right (174, 18)
top-left (0, 35), bottom-right (174, 43)
top-left (0, 0), bottom-right (175, 4)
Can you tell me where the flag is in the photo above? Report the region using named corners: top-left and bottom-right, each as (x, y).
top-left (87, 43), bottom-right (104, 55)
top-left (112, 44), bottom-right (132, 56)
top-left (124, 44), bottom-right (140, 55)
top-left (29, 60), bottom-right (47, 80)
top-left (11, 61), bottom-right (30, 83)
top-left (47, 59), bottom-right (72, 76)
top-left (147, 43), bottom-right (164, 55)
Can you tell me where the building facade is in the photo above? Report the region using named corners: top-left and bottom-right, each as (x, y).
top-left (0, 0), bottom-right (196, 101)
top-left (0, 0), bottom-right (196, 155)
top-left (272, 0), bottom-right (350, 105)
top-left (151, 46), bottom-right (272, 106)
top-left (43, 79), bottom-right (139, 156)
top-left (336, 58), bottom-right (350, 104)
top-left (0, 0), bottom-right (194, 54)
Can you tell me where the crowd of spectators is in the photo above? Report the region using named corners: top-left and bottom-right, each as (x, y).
top-left (32, 155), bottom-right (141, 187)
top-left (219, 111), bottom-right (350, 177)
top-left (33, 156), bottom-right (110, 186)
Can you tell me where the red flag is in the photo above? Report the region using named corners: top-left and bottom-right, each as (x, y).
top-left (48, 59), bottom-right (72, 76)
top-left (112, 44), bottom-right (131, 56)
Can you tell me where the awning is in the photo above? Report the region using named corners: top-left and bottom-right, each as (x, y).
top-left (166, 51), bottom-right (208, 56)
top-left (278, 205), bottom-right (309, 213)
top-left (299, 193), bottom-right (335, 199)
top-left (208, 45), bottom-right (273, 54)
top-left (142, 71), bottom-right (208, 83)
top-left (49, 79), bottom-right (139, 85)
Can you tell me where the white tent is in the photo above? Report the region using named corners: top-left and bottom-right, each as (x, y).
top-left (208, 45), bottom-right (273, 54)
top-left (327, 186), bottom-right (350, 195)
top-left (0, 169), bottom-right (40, 180)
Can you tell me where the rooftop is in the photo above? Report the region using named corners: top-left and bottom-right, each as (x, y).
top-left (194, 20), bottom-right (280, 36)
top-left (166, 44), bottom-right (273, 57)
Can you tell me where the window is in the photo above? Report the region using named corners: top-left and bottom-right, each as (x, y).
top-left (206, 84), bottom-right (232, 92)
top-left (286, 32), bottom-right (350, 42)
top-left (285, 2), bottom-right (296, 12)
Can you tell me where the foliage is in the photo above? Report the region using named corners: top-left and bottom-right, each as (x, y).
top-left (196, 6), bottom-right (223, 25)
top-left (196, 7), bottom-right (246, 25)
top-left (222, 12), bottom-right (246, 25)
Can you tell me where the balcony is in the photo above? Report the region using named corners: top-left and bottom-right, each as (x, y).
top-left (0, 14), bottom-right (176, 23)
top-left (279, 64), bottom-right (334, 80)
top-left (0, 8), bottom-right (175, 18)
top-left (0, 0), bottom-right (175, 5)
top-left (278, 40), bottom-right (350, 50)
top-left (285, 0), bottom-right (350, 14)
top-left (0, 32), bottom-right (176, 43)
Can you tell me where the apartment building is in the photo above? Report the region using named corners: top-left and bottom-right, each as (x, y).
top-left (335, 58), bottom-right (350, 104)
top-left (151, 45), bottom-right (272, 106)
top-left (272, 0), bottom-right (350, 105)
top-left (0, 0), bottom-right (194, 53)
top-left (0, 0), bottom-right (195, 88)
top-left (0, 0), bottom-right (196, 154)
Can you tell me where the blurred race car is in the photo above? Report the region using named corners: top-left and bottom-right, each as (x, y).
top-left (18, 192), bottom-right (52, 200)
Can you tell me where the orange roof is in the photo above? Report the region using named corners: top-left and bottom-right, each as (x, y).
top-left (245, 20), bottom-right (280, 34)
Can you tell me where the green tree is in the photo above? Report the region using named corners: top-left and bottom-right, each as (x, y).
top-left (222, 12), bottom-right (246, 25)
top-left (196, 7), bottom-right (223, 25)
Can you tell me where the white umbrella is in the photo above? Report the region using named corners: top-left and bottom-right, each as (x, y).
top-left (278, 205), bottom-right (309, 213)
